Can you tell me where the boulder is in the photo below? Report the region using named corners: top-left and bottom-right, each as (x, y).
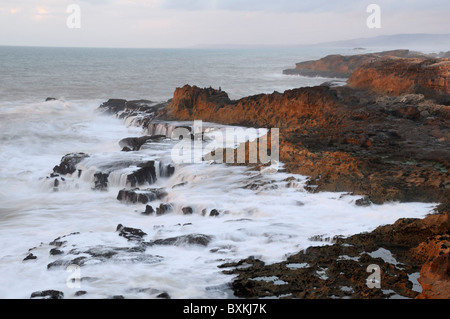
top-left (126, 161), bottom-right (157, 187)
top-left (119, 135), bottom-right (167, 151)
top-left (209, 209), bottom-right (220, 217)
top-left (30, 290), bottom-right (64, 299)
top-left (53, 153), bottom-right (89, 175)
top-left (142, 205), bottom-right (155, 215)
top-left (150, 234), bottom-right (212, 247)
top-left (116, 224), bottom-right (147, 242)
top-left (156, 203), bottom-right (173, 216)
top-left (23, 253), bottom-right (37, 261)
top-left (98, 99), bottom-right (127, 114)
top-left (355, 196), bottom-right (372, 207)
top-left (93, 172), bottom-right (109, 191)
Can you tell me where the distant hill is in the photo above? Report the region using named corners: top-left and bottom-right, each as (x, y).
top-left (191, 34), bottom-right (450, 52)
top-left (310, 33), bottom-right (450, 52)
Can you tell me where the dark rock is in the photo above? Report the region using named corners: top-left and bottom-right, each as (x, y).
top-left (126, 99), bottom-right (154, 110)
top-left (394, 106), bottom-right (421, 120)
top-left (150, 234), bottom-right (212, 247)
top-left (47, 244), bottom-right (161, 270)
top-left (116, 224), bottom-right (147, 242)
top-left (50, 248), bottom-right (64, 256)
top-left (126, 161), bottom-right (157, 187)
top-left (23, 253), bottom-right (37, 261)
top-left (117, 188), bottom-right (167, 204)
top-left (160, 163), bottom-right (175, 178)
top-left (142, 205), bottom-right (155, 215)
top-left (98, 99), bottom-right (127, 114)
top-left (156, 203), bottom-right (173, 215)
top-left (157, 292), bottom-right (171, 299)
top-left (209, 209), bottom-right (220, 217)
top-left (172, 182), bottom-right (187, 189)
top-left (53, 153), bottom-right (89, 175)
top-left (223, 203), bottom-right (450, 299)
top-left (320, 80), bottom-right (347, 88)
top-left (355, 196), bottom-right (372, 207)
top-left (93, 172), bottom-right (109, 191)
top-left (45, 97), bottom-right (57, 102)
top-left (30, 290), bottom-right (64, 299)
top-left (109, 295), bottom-right (125, 299)
top-left (182, 207), bottom-right (193, 215)
top-left (119, 135), bottom-right (166, 152)
top-left (49, 232), bottom-right (80, 247)
top-left (47, 256), bottom-right (87, 269)
top-left (75, 291), bottom-right (87, 297)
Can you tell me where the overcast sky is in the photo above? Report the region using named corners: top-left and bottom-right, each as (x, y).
top-left (0, 0), bottom-right (449, 48)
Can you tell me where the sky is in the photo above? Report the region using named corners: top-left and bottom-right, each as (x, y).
top-left (0, 0), bottom-right (449, 48)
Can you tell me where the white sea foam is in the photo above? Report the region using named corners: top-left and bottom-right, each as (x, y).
top-left (0, 99), bottom-right (436, 299)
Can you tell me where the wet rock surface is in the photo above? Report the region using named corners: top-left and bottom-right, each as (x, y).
top-left (119, 135), bottom-right (167, 151)
top-left (157, 52), bottom-right (450, 298)
top-left (24, 224), bottom-right (215, 298)
top-left (53, 153), bottom-right (89, 175)
top-left (39, 52), bottom-right (448, 299)
top-left (149, 234), bottom-right (212, 247)
top-left (116, 224), bottom-right (148, 242)
top-left (221, 204), bottom-right (449, 299)
top-left (117, 188), bottom-right (168, 204)
top-left (126, 161), bottom-right (158, 187)
top-left (30, 290), bottom-right (64, 299)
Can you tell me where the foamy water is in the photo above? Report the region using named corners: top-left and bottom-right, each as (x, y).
top-left (0, 98), bottom-right (435, 299)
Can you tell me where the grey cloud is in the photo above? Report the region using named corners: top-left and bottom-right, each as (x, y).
top-left (161, 0), bottom-right (358, 12)
top-left (161, 0), bottom-right (450, 13)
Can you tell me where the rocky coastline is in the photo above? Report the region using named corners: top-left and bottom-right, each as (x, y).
top-left (155, 50), bottom-right (449, 299)
top-left (41, 49), bottom-right (449, 299)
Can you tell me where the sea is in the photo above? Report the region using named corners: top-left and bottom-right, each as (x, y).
top-left (0, 46), bottom-right (436, 299)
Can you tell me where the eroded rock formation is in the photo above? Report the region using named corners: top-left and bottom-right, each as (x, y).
top-left (157, 51), bottom-right (450, 299)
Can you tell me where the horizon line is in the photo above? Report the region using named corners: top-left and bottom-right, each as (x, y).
top-left (1, 32), bottom-right (449, 51)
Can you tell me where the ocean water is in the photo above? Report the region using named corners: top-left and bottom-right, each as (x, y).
top-left (0, 46), bottom-right (436, 299)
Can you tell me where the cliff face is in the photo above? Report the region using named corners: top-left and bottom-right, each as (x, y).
top-left (348, 57), bottom-right (450, 99)
top-left (164, 84), bottom-right (341, 131)
top-left (283, 49), bottom-right (429, 78)
top-left (158, 52), bottom-right (450, 299)
top-left (162, 81), bottom-right (449, 205)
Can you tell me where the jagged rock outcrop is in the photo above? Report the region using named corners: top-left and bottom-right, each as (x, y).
top-left (116, 188), bottom-right (168, 204)
top-left (162, 84), bottom-right (341, 131)
top-left (348, 57), bottom-right (450, 101)
top-left (160, 82), bottom-right (449, 205)
top-left (53, 153), bottom-right (89, 175)
top-left (157, 53), bottom-right (450, 299)
top-left (220, 202), bottom-right (449, 299)
top-left (282, 49), bottom-right (428, 78)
